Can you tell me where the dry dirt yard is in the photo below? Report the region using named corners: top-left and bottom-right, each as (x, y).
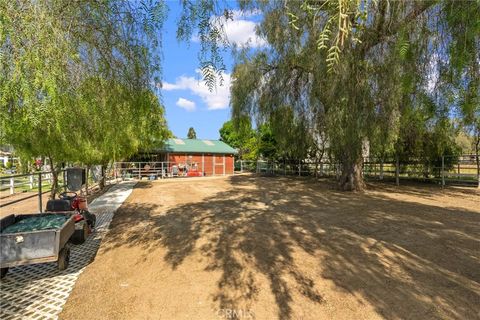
top-left (60, 175), bottom-right (480, 320)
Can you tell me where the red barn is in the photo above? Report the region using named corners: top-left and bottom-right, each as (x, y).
top-left (145, 138), bottom-right (238, 176)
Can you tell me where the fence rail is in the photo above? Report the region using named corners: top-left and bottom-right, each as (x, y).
top-left (114, 162), bottom-right (182, 180)
top-left (0, 171), bottom-right (65, 195)
top-left (0, 169), bottom-right (69, 212)
top-left (113, 161), bottom-right (229, 179)
top-left (0, 166), bottom-right (119, 212)
top-left (235, 154), bottom-right (480, 187)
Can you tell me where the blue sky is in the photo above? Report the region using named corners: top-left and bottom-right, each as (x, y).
top-left (159, 3), bottom-right (264, 139)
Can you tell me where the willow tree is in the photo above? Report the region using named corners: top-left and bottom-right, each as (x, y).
top-left (221, 1), bottom-right (477, 191)
top-left (0, 1), bottom-right (168, 196)
top-left (442, 1), bottom-right (480, 187)
top-left (176, 0), bottom-right (477, 190)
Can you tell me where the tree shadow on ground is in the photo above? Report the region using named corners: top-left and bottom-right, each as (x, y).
top-left (365, 179), bottom-right (480, 200)
top-left (102, 175), bottom-right (480, 319)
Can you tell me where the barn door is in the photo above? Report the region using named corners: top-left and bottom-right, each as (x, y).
top-left (214, 155), bottom-right (225, 175)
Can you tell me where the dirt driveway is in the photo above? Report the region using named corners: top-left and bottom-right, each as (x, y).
top-left (60, 175), bottom-right (480, 320)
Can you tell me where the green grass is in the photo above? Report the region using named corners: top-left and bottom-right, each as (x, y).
top-left (1, 176), bottom-right (66, 195)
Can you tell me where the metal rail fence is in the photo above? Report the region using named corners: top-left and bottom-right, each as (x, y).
top-left (0, 166), bottom-right (119, 212)
top-left (114, 162), bottom-right (178, 180)
top-left (0, 170), bottom-right (68, 212)
top-left (235, 154), bottom-right (480, 187)
top-left (113, 161), bottom-right (230, 179)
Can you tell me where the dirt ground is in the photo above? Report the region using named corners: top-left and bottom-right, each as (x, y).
top-left (60, 175), bottom-right (480, 320)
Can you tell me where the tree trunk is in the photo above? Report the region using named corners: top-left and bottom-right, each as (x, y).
top-left (99, 164), bottom-right (106, 189)
top-left (475, 137), bottom-right (480, 189)
top-left (48, 156), bottom-right (58, 199)
top-left (338, 157), bottom-right (365, 191)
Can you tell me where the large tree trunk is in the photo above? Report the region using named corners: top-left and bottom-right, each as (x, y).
top-left (338, 157), bottom-right (365, 191)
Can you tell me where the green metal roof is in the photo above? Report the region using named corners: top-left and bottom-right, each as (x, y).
top-left (153, 138), bottom-right (238, 154)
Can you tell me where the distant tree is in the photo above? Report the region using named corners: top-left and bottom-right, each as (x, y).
top-left (219, 121), bottom-right (241, 148)
top-left (219, 119), bottom-right (260, 159)
top-left (455, 132), bottom-right (474, 155)
top-left (187, 127), bottom-right (197, 139)
top-left (257, 124), bottom-right (277, 160)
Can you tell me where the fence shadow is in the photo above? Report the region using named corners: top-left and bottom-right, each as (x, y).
top-left (101, 175), bottom-right (480, 319)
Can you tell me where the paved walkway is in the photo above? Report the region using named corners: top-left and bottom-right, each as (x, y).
top-left (0, 181), bottom-right (136, 320)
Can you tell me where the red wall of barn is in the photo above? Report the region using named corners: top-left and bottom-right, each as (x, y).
top-left (203, 154), bottom-right (214, 176)
top-left (167, 153), bottom-right (234, 176)
top-left (213, 155), bottom-right (221, 175)
top-left (225, 155), bottom-right (234, 174)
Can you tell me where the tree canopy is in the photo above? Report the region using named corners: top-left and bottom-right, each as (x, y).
top-left (187, 127), bottom-right (197, 139)
top-left (0, 0), bottom-right (169, 169)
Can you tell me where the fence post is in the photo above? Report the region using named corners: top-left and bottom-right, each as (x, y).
top-left (476, 154), bottom-right (479, 189)
top-left (441, 155), bottom-right (445, 188)
top-left (63, 170), bottom-right (67, 192)
top-left (85, 166), bottom-right (89, 196)
top-left (298, 160), bottom-right (301, 176)
top-left (9, 177), bottom-right (14, 195)
top-left (138, 162), bottom-right (141, 180)
top-left (29, 174), bottom-right (34, 189)
top-left (395, 156), bottom-right (400, 186)
top-left (38, 173), bottom-right (43, 213)
top-left (240, 160), bottom-right (243, 173)
top-left (380, 159), bottom-right (384, 180)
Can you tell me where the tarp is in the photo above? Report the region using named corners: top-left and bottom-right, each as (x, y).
top-left (2, 215), bottom-right (68, 234)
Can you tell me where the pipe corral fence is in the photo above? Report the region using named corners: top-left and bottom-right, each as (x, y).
top-left (113, 161), bottom-right (230, 179)
top-left (235, 154), bottom-right (480, 187)
top-left (1, 155), bottom-right (478, 213)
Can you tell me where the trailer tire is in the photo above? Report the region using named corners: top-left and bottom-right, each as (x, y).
top-left (0, 267), bottom-right (8, 279)
top-left (89, 213), bottom-right (96, 228)
top-left (58, 246), bottom-right (71, 271)
top-left (71, 222), bottom-right (88, 245)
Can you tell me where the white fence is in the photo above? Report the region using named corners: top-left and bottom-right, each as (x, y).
top-left (0, 166), bottom-right (118, 212)
top-left (113, 161), bottom-right (205, 179)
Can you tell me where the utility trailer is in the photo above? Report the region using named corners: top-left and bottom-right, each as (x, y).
top-left (0, 213), bottom-right (75, 279)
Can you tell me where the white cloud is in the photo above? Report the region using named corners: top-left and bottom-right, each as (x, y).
top-left (229, 9), bottom-right (262, 19)
top-left (222, 19), bottom-right (266, 48)
top-left (176, 97), bottom-right (196, 111)
top-left (192, 10), bottom-right (266, 48)
top-left (164, 70), bottom-right (231, 110)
